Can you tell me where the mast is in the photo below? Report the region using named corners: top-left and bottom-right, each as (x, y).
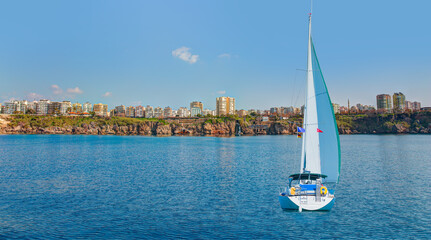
top-left (300, 7), bottom-right (313, 173)
top-left (300, 1), bottom-right (321, 174)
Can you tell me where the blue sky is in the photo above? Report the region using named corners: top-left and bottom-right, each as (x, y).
top-left (0, 0), bottom-right (430, 110)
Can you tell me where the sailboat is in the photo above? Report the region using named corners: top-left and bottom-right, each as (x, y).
top-left (278, 7), bottom-right (341, 211)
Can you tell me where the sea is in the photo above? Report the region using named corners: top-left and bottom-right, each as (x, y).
top-left (0, 134), bottom-right (430, 239)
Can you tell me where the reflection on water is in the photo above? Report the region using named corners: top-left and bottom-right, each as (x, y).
top-left (0, 134), bottom-right (430, 239)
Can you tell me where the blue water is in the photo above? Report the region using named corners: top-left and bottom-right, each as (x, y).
top-left (0, 135), bottom-right (430, 239)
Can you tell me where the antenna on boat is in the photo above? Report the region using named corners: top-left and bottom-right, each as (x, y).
top-left (311, 0), bottom-right (313, 15)
top-left (309, 0), bottom-right (313, 22)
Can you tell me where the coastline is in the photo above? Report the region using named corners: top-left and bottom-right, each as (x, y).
top-left (1, 112), bottom-right (430, 136)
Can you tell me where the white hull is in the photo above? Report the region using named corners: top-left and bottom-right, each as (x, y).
top-left (279, 195), bottom-right (335, 211)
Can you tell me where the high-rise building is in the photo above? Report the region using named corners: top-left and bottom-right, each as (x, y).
top-left (60, 101), bottom-right (72, 115)
top-left (376, 94), bottom-right (392, 112)
top-left (48, 102), bottom-right (62, 115)
top-left (4, 101), bottom-right (17, 114)
top-left (413, 101), bottom-right (421, 111)
top-left (280, 107), bottom-right (294, 115)
top-left (393, 92), bottom-right (405, 112)
top-left (216, 97), bottom-right (235, 116)
top-left (72, 103), bottom-right (83, 113)
top-left (332, 103), bottom-right (340, 114)
top-left (190, 101), bottom-right (203, 112)
top-left (27, 101), bottom-right (37, 113)
top-left (164, 106), bottom-right (173, 118)
top-left (154, 107), bottom-right (163, 118)
top-left (405, 101), bottom-right (413, 111)
top-left (93, 103), bottom-right (108, 117)
top-left (145, 105), bottom-right (154, 118)
top-left (270, 107), bottom-right (281, 115)
top-left (190, 107), bottom-right (202, 117)
top-left (126, 106), bottom-right (135, 117)
top-left (17, 100), bottom-right (28, 113)
top-left (177, 107), bottom-right (190, 118)
top-left (114, 105), bottom-right (126, 117)
top-left (36, 99), bottom-right (50, 115)
top-left (135, 106), bottom-right (145, 118)
top-left (115, 105), bottom-right (126, 114)
top-left (82, 102), bottom-right (92, 113)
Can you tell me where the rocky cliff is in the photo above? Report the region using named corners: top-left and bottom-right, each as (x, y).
top-left (1, 112), bottom-right (430, 136)
top-left (0, 115), bottom-right (298, 136)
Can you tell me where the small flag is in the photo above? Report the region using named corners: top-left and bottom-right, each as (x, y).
top-left (317, 128), bottom-right (323, 133)
top-left (297, 127), bottom-right (305, 133)
top-left (297, 134), bottom-right (302, 138)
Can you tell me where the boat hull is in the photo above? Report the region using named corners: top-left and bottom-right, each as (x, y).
top-left (279, 195), bottom-right (335, 211)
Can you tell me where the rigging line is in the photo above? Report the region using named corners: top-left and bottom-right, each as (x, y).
top-left (289, 69), bottom-right (299, 109)
top-left (307, 91), bottom-right (329, 101)
top-left (293, 75), bottom-right (306, 108)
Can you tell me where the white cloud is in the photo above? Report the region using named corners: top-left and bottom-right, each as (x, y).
top-left (218, 53), bottom-right (231, 59)
top-left (26, 92), bottom-right (43, 100)
top-left (51, 85), bottom-right (63, 95)
top-left (217, 90), bottom-right (226, 94)
top-left (103, 92), bottom-right (112, 97)
top-left (67, 87), bottom-right (83, 94)
top-left (172, 47), bottom-right (199, 64)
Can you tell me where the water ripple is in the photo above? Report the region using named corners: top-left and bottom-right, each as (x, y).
top-left (0, 135), bottom-right (430, 239)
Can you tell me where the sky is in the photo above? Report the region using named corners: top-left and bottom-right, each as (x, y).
top-left (0, 0), bottom-right (430, 110)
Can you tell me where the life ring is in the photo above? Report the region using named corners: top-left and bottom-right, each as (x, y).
top-left (320, 186), bottom-right (328, 195)
top-left (290, 187), bottom-right (296, 195)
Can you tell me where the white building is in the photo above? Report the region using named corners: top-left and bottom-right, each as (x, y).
top-left (145, 105), bottom-right (154, 118)
top-left (4, 101), bottom-right (17, 114)
top-left (60, 101), bottom-right (72, 115)
top-left (126, 106), bottom-right (135, 117)
top-left (332, 103), bottom-right (340, 114)
top-left (82, 102), bottom-right (92, 113)
top-left (202, 109), bottom-right (216, 116)
top-left (135, 106), bottom-right (145, 117)
top-left (177, 107), bottom-right (190, 118)
top-left (28, 101), bottom-right (38, 113)
top-left (154, 107), bottom-right (163, 118)
top-left (37, 100), bottom-right (50, 115)
top-left (190, 107), bottom-right (202, 117)
top-left (163, 107), bottom-right (173, 118)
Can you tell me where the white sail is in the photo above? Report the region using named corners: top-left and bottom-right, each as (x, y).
top-left (279, 7), bottom-right (340, 212)
top-left (300, 14), bottom-right (341, 183)
top-left (300, 14), bottom-right (321, 175)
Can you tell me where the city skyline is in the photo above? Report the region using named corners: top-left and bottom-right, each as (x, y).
top-left (2, 92), bottom-right (425, 116)
top-left (1, 1), bottom-right (430, 109)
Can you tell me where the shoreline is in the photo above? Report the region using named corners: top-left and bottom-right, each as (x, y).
top-left (1, 112), bottom-right (430, 136)
top-left (1, 133), bottom-right (430, 137)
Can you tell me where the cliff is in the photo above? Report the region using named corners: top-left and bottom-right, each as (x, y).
top-left (0, 115), bottom-right (298, 136)
top-left (336, 112), bottom-right (431, 134)
top-left (0, 112), bottom-right (430, 136)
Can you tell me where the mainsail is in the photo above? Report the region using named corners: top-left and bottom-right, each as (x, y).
top-left (300, 14), bottom-right (340, 183)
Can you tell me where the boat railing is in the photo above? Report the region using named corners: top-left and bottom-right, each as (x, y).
top-left (279, 187), bottom-right (288, 196)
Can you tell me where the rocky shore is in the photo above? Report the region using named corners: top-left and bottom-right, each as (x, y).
top-left (0, 112), bottom-right (430, 136)
top-left (0, 115), bottom-right (297, 136)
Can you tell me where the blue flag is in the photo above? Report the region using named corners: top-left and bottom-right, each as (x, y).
top-left (297, 127), bottom-right (305, 133)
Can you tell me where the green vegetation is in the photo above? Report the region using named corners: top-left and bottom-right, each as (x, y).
top-left (334, 111), bottom-right (431, 133)
top-left (5, 111), bottom-right (431, 134)
top-left (8, 115), bottom-right (169, 128)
